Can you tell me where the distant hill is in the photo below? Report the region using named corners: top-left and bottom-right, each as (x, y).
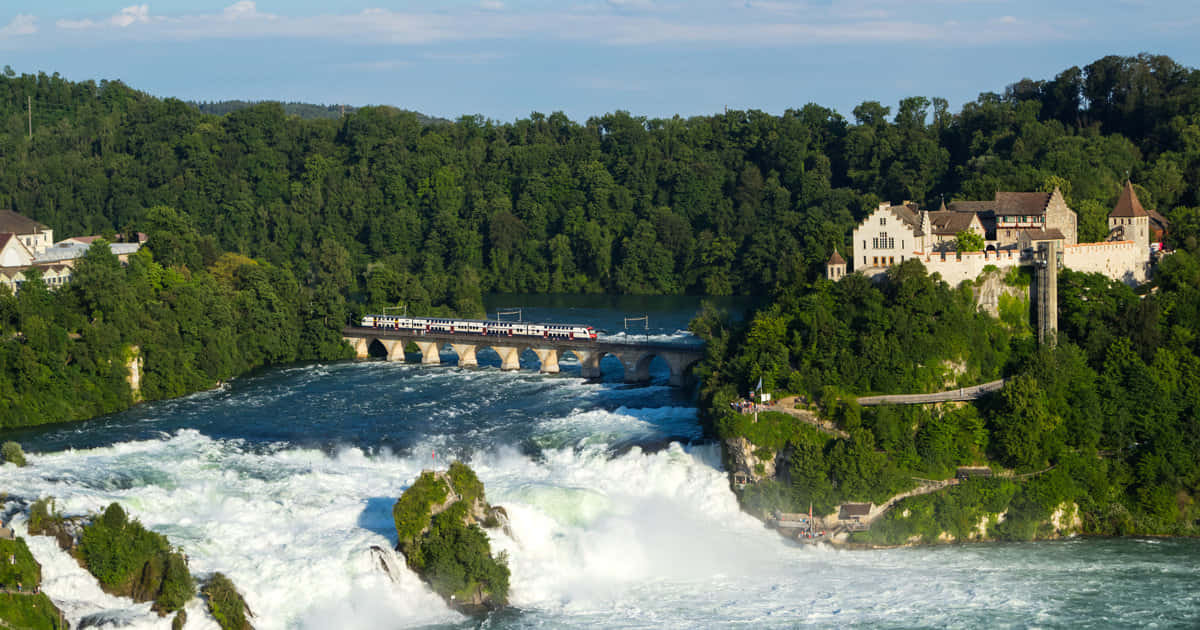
top-left (188, 100), bottom-right (448, 125)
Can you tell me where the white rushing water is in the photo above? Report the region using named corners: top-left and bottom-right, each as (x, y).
top-left (3, 361), bottom-right (1199, 629)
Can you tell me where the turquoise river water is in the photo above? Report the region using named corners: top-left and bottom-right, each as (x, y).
top-left (0, 294), bottom-right (1198, 629)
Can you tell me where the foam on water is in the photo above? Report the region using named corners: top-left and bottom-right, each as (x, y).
top-left (5, 428), bottom-right (1200, 629)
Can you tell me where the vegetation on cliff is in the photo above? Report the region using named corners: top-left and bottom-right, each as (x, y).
top-left (695, 251), bottom-right (1200, 538)
top-left (202, 572), bottom-right (254, 630)
top-left (0, 537), bottom-right (66, 629)
top-left (393, 462), bottom-right (509, 611)
top-left (77, 502), bottom-right (195, 615)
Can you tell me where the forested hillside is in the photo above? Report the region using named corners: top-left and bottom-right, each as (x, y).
top-left (685, 55), bottom-right (1200, 538)
top-left (2, 54), bottom-right (1200, 438)
top-left (3, 54), bottom-right (1200, 305)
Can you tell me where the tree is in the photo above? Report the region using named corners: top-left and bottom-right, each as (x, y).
top-left (955, 230), bottom-right (984, 252)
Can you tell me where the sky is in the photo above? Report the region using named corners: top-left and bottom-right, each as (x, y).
top-left (0, 1), bottom-right (1197, 123)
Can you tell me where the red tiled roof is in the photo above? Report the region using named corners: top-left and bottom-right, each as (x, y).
top-left (828, 249), bottom-right (846, 265)
top-left (1110, 180), bottom-right (1149, 218)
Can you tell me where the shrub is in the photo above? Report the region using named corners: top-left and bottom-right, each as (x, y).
top-left (1, 441), bottom-right (26, 467)
top-left (393, 472), bottom-right (449, 546)
top-left (202, 573), bottom-right (251, 630)
top-left (78, 502), bottom-right (170, 591)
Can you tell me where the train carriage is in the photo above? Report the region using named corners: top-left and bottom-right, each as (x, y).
top-left (360, 315), bottom-right (596, 340)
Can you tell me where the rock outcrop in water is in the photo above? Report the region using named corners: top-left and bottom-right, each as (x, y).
top-left (392, 461), bottom-right (510, 614)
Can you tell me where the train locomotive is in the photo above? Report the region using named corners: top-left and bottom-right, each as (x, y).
top-left (360, 314), bottom-right (598, 341)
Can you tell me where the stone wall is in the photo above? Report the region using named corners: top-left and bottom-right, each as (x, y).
top-left (1062, 241), bottom-right (1146, 285)
top-left (918, 250), bottom-right (1023, 287)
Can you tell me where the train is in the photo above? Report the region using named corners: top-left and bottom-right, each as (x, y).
top-left (360, 314), bottom-right (598, 341)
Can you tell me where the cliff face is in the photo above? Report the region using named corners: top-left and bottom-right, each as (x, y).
top-left (393, 462), bottom-right (510, 614)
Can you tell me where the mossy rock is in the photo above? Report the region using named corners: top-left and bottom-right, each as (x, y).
top-left (393, 462), bottom-right (510, 614)
top-left (202, 572), bottom-right (254, 630)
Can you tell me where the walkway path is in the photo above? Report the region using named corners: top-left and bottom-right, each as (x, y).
top-left (855, 378), bottom-right (1007, 406)
top-left (847, 478), bottom-right (960, 529)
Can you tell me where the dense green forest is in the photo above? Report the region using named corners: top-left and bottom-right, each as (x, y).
top-left (0, 51), bottom-right (1199, 454)
top-left (188, 100), bottom-right (448, 126)
top-left (4, 54), bottom-right (1200, 303)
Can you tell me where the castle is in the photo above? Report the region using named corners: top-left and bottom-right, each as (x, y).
top-left (0, 210), bottom-right (145, 292)
top-left (829, 181), bottom-right (1164, 287)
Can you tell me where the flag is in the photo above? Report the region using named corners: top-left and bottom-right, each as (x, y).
top-left (755, 376), bottom-right (763, 392)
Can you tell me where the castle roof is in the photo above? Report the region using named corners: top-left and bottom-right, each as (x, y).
top-left (945, 200), bottom-right (995, 214)
top-left (994, 191), bottom-right (1053, 216)
top-left (0, 210), bottom-right (48, 235)
top-left (888, 203), bottom-right (925, 236)
top-left (827, 249), bottom-right (846, 265)
top-left (928, 211), bottom-right (978, 236)
top-left (1110, 180), bottom-right (1149, 218)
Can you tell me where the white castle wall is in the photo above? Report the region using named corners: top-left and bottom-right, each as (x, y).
top-left (910, 241), bottom-right (1146, 287)
top-left (918, 250), bottom-right (1023, 286)
top-left (1062, 241), bottom-right (1146, 285)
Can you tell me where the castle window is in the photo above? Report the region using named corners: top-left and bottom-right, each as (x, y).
top-left (880, 217), bottom-right (887, 226)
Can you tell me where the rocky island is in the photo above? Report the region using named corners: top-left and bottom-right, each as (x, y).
top-left (393, 461), bottom-right (511, 614)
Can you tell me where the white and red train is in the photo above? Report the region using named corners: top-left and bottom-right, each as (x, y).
top-left (360, 315), bottom-right (598, 341)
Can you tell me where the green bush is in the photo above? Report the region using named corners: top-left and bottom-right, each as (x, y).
top-left (78, 502), bottom-right (170, 591)
top-left (1, 441), bottom-right (26, 467)
top-left (0, 537), bottom-right (42, 591)
top-left (410, 502), bottom-right (510, 606)
top-left (0, 593), bottom-right (64, 629)
top-left (152, 552), bottom-right (195, 614)
top-left (393, 472), bottom-right (449, 547)
top-left (447, 461), bottom-right (484, 507)
top-left (202, 573), bottom-right (251, 630)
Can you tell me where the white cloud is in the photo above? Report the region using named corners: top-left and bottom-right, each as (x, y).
top-left (38, 3), bottom-right (1060, 47)
top-left (224, 1), bottom-right (268, 21)
top-left (112, 4), bottom-right (150, 28)
top-left (0, 14), bottom-right (36, 37)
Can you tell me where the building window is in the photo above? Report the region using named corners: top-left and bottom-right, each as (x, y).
top-left (880, 217), bottom-right (887, 226)
top-left (872, 256), bottom-right (878, 266)
top-left (889, 256), bottom-right (895, 265)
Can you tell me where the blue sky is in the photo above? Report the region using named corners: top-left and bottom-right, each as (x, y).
top-left (1, 1), bottom-right (1197, 122)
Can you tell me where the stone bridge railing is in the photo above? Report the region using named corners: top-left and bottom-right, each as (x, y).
top-left (341, 326), bottom-right (704, 387)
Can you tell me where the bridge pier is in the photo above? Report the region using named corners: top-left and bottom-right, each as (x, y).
top-left (414, 341), bottom-right (441, 365)
top-left (531, 348), bottom-right (560, 373)
top-left (451, 344), bottom-right (478, 367)
top-left (344, 337), bottom-right (369, 359)
top-left (340, 327), bottom-right (702, 387)
top-left (573, 350), bottom-right (602, 379)
top-left (492, 345), bottom-right (524, 371)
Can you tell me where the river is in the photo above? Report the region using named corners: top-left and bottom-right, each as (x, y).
top-left (1, 294), bottom-right (1198, 629)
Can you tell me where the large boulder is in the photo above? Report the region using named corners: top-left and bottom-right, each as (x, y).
top-left (393, 461), bottom-right (510, 614)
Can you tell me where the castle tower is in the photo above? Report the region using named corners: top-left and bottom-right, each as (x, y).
top-left (1108, 181), bottom-right (1151, 272)
top-left (826, 249), bottom-right (846, 281)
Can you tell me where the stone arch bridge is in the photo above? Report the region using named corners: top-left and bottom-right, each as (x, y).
top-left (342, 326), bottom-right (704, 387)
